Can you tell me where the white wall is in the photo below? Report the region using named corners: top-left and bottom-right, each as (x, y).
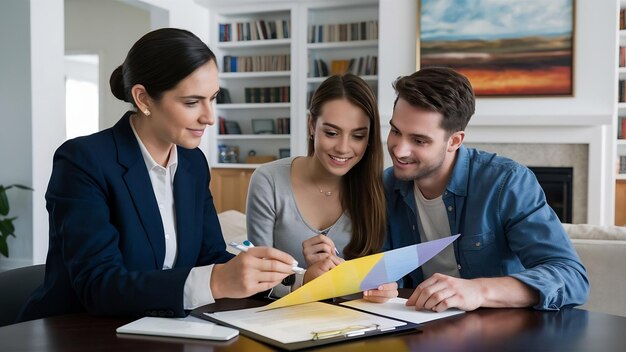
top-left (65, 0), bottom-right (151, 130)
top-left (379, 0), bottom-right (617, 225)
top-left (0, 0), bottom-right (34, 269)
top-left (31, 0), bottom-right (66, 264)
top-left (0, 0), bottom-right (65, 270)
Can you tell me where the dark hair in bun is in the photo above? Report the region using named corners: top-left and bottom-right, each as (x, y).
top-left (109, 28), bottom-right (216, 107)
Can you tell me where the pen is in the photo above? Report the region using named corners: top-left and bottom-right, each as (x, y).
top-left (228, 241), bottom-right (306, 274)
top-left (321, 230), bottom-right (340, 256)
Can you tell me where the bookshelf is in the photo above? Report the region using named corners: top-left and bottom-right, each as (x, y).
top-left (208, 3), bottom-right (297, 169)
top-left (617, 0), bottom-right (626, 225)
top-left (206, 1), bottom-right (379, 212)
top-left (302, 1), bottom-right (379, 113)
top-left (207, 0), bottom-right (379, 168)
top-left (618, 3), bottom-right (626, 172)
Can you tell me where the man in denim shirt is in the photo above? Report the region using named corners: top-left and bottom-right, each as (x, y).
top-left (385, 67), bottom-right (589, 312)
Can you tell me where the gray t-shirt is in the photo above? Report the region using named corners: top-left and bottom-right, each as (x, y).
top-left (246, 157), bottom-right (351, 267)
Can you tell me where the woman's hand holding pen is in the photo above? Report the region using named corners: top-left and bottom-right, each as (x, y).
top-left (302, 234), bottom-right (340, 267)
top-left (363, 282), bottom-right (399, 303)
top-left (210, 247), bottom-right (296, 299)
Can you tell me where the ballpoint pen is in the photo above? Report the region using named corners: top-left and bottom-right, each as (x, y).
top-left (228, 241), bottom-right (306, 274)
top-left (320, 230), bottom-right (340, 256)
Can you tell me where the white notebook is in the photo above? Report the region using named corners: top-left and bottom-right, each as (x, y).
top-left (116, 316), bottom-right (239, 341)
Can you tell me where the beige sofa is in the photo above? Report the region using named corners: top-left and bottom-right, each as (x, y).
top-left (563, 223), bottom-right (626, 317)
top-left (217, 210), bottom-right (626, 317)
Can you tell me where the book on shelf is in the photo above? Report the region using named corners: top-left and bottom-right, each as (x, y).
top-left (223, 120), bottom-right (242, 135)
top-left (620, 155), bottom-right (626, 174)
top-left (218, 116), bottom-right (226, 135)
top-left (216, 88), bottom-right (232, 104)
top-left (219, 20), bottom-right (291, 42)
top-left (620, 47), bottom-right (626, 68)
top-left (309, 56), bottom-right (378, 77)
top-left (308, 20), bottom-right (378, 43)
top-left (276, 117), bottom-right (290, 134)
top-left (218, 117), bottom-right (242, 135)
top-left (619, 116), bottom-right (626, 140)
top-left (244, 86), bottom-right (290, 103)
top-left (222, 54), bottom-right (290, 73)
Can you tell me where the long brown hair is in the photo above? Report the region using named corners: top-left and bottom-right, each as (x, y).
top-left (308, 74), bottom-right (386, 259)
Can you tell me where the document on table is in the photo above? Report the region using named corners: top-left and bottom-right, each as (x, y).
top-left (341, 297), bottom-right (464, 324)
top-left (203, 301), bottom-right (407, 344)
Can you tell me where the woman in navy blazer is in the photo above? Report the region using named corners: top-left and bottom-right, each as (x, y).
top-left (18, 28), bottom-right (297, 322)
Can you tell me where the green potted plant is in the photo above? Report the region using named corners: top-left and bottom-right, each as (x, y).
top-left (0, 184), bottom-right (33, 257)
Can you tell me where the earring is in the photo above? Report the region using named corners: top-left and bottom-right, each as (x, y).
top-left (144, 109), bottom-right (151, 116)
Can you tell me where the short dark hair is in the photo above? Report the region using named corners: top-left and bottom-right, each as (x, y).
top-left (109, 28), bottom-right (216, 106)
top-left (392, 67), bottom-right (475, 134)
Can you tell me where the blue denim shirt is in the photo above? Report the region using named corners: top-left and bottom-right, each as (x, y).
top-left (384, 145), bottom-right (589, 310)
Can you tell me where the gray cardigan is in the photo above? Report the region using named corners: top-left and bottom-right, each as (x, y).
top-left (246, 157), bottom-right (351, 267)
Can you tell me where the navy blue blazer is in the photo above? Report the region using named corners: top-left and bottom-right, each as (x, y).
top-left (18, 113), bottom-right (234, 322)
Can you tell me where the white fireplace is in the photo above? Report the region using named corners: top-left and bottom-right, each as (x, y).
top-left (381, 123), bottom-right (614, 225)
top-left (465, 143), bottom-right (587, 224)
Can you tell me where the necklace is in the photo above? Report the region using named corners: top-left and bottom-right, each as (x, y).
top-left (318, 187), bottom-right (333, 197)
top-left (314, 181), bottom-right (338, 197)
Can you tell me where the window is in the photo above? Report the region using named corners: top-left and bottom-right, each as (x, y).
top-left (65, 54), bottom-right (99, 140)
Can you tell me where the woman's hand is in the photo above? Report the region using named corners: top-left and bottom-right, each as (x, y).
top-left (303, 255), bottom-right (344, 284)
top-left (302, 234), bottom-right (339, 266)
top-left (210, 247), bottom-right (296, 299)
top-left (363, 282), bottom-right (399, 303)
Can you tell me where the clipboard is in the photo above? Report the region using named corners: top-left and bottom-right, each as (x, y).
top-left (191, 298), bottom-right (421, 351)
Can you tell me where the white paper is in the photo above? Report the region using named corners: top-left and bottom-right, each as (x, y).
top-left (204, 301), bottom-right (407, 344)
top-left (341, 297), bottom-right (464, 324)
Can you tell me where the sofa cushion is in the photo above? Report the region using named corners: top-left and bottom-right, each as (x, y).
top-left (562, 223), bottom-right (626, 241)
top-left (563, 223), bottom-right (626, 317)
top-left (570, 238), bottom-right (626, 317)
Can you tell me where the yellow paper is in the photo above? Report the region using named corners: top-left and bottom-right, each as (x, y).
top-left (265, 253), bottom-right (383, 310)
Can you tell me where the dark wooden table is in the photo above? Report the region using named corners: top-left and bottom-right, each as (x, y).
top-left (2, 289), bottom-right (626, 351)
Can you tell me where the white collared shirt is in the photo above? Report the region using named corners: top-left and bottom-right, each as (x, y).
top-left (131, 120), bottom-right (179, 269)
top-left (130, 118), bottom-right (215, 309)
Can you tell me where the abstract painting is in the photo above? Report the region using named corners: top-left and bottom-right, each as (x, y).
top-left (419, 0), bottom-right (574, 96)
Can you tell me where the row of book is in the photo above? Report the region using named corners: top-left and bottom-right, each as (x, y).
top-left (621, 9), bottom-right (625, 30)
top-left (244, 86), bottom-right (290, 103)
top-left (618, 155), bottom-right (626, 175)
top-left (275, 117), bottom-right (291, 134)
top-left (217, 117), bottom-right (290, 135)
top-left (222, 54), bottom-right (290, 73)
top-left (309, 56), bottom-right (378, 77)
top-left (308, 21), bottom-right (378, 43)
top-left (620, 47), bottom-right (626, 68)
top-left (619, 80), bottom-right (626, 103)
top-left (618, 116), bottom-right (626, 139)
top-left (219, 20), bottom-right (290, 42)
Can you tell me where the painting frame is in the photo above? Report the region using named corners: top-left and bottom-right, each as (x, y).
top-left (279, 148), bottom-right (291, 159)
top-left (418, 0), bottom-right (575, 97)
top-left (251, 118), bottom-right (276, 134)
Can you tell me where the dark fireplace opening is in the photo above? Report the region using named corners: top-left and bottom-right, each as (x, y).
top-left (528, 167), bottom-right (573, 223)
